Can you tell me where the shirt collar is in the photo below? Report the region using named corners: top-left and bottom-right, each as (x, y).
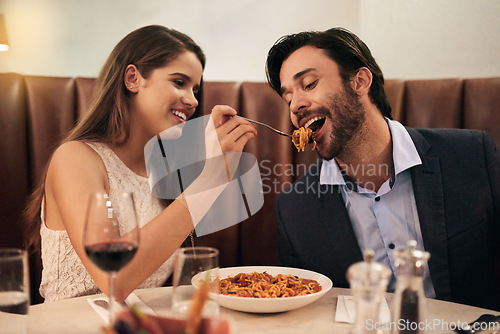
top-left (388, 118), bottom-right (422, 174)
top-left (320, 118), bottom-right (421, 186)
top-left (319, 159), bottom-right (345, 185)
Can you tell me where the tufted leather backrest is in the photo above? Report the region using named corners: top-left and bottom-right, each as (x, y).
top-left (75, 77), bottom-right (97, 119)
top-left (25, 76), bottom-right (77, 185)
top-left (0, 73), bottom-right (498, 305)
top-left (384, 79), bottom-right (406, 123)
top-left (0, 73), bottom-right (29, 250)
top-left (463, 77), bottom-right (500, 145)
top-left (404, 79), bottom-right (464, 129)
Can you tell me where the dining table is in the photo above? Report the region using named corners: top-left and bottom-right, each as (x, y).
top-left (20, 286), bottom-right (499, 333)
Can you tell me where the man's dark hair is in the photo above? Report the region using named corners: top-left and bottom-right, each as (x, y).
top-left (265, 27), bottom-right (392, 119)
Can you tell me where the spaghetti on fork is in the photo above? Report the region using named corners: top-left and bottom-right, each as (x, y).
top-left (292, 127), bottom-right (316, 152)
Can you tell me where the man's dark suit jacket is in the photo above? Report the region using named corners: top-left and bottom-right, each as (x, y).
top-left (275, 128), bottom-right (500, 311)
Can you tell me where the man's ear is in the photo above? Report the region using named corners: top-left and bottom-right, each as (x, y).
top-left (351, 67), bottom-right (372, 96)
top-left (124, 64), bottom-right (140, 93)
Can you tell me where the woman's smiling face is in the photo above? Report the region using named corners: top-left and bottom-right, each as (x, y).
top-left (130, 51), bottom-right (203, 139)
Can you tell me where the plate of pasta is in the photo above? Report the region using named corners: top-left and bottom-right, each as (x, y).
top-left (192, 266), bottom-right (332, 313)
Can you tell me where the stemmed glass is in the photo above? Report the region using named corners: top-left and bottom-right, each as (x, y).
top-left (83, 192), bottom-right (139, 324)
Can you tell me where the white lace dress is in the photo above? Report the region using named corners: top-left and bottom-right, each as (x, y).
top-left (39, 142), bottom-right (176, 302)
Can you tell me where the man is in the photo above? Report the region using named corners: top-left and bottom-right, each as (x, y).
top-left (266, 27), bottom-right (500, 310)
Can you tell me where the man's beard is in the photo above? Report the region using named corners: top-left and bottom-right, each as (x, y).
top-left (317, 83), bottom-right (366, 160)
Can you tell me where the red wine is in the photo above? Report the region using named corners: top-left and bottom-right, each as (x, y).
top-left (85, 242), bottom-right (137, 272)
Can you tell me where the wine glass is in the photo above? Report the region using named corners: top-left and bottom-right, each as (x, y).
top-left (83, 192), bottom-right (139, 324)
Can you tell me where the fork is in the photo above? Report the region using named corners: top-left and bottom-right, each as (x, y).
top-left (236, 115), bottom-right (294, 138)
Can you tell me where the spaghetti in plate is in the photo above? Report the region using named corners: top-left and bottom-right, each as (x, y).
top-left (192, 266), bottom-right (332, 313)
top-left (219, 271), bottom-right (322, 298)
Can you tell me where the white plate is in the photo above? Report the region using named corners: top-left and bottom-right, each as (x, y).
top-left (192, 266), bottom-right (332, 313)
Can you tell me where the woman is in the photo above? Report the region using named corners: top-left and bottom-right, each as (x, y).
top-left (24, 25), bottom-right (257, 302)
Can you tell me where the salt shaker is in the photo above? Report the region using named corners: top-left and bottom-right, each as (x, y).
top-left (392, 240), bottom-right (430, 334)
top-left (347, 250), bottom-right (391, 334)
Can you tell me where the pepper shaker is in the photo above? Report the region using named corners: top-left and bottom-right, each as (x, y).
top-left (392, 240), bottom-right (430, 334)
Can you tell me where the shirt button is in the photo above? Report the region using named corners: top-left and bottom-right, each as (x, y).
top-left (389, 243), bottom-right (395, 249)
top-left (375, 197), bottom-right (380, 202)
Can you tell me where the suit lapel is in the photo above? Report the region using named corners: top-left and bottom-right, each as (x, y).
top-left (407, 128), bottom-right (451, 300)
top-left (316, 183), bottom-right (363, 285)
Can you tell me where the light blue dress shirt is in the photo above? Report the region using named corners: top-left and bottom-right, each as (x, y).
top-left (319, 118), bottom-right (436, 298)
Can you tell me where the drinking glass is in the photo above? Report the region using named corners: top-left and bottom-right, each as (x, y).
top-left (0, 248), bottom-right (30, 334)
top-left (172, 247), bottom-right (219, 317)
top-left (83, 192), bottom-right (139, 324)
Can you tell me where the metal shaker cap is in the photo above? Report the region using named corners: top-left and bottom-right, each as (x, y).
top-left (347, 250), bottom-right (391, 290)
top-left (394, 240), bottom-right (430, 276)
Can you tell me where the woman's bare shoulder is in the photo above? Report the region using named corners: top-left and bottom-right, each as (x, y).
top-left (47, 141), bottom-right (108, 187)
top-left (53, 140), bottom-right (96, 157)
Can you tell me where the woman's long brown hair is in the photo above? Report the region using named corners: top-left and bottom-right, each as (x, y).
top-left (23, 25), bottom-right (206, 253)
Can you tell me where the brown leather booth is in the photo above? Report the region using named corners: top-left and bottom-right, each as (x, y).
top-left (1, 73), bottom-right (499, 304)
